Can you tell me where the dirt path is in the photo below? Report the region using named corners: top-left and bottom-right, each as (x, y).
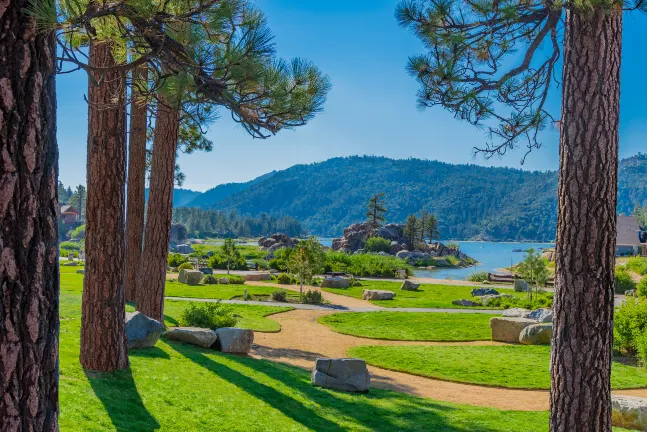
top-left (251, 309), bottom-right (647, 411)
top-left (245, 281), bottom-right (379, 309)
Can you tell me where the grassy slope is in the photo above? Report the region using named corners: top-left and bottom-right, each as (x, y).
top-left (319, 312), bottom-right (498, 341)
top-left (321, 280), bottom-right (523, 309)
top-left (57, 268), bottom-right (553, 431)
top-left (164, 279), bottom-right (299, 301)
top-left (348, 345), bottom-right (647, 390)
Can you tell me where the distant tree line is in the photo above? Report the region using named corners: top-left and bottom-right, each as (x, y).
top-left (172, 207), bottom-right (305, 238)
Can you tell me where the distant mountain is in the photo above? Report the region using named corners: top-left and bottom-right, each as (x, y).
top-left (145, 188), bottom-right (202, 208)
top-left (173, 154), bottom-right (647, 241)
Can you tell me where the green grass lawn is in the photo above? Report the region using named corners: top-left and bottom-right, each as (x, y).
top-left (164, 279), bottom-right (300, 301)
top-left (319, 312), bottom-right (498, 341)
top-left (348, 345), bottom-right (647, 390)
top-left (321, 279), bottom-right (523, 309)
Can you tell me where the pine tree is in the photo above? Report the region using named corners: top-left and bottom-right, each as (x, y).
top-left (419, 210), bottom-right (428, 243)
top-left (426, 214), bottom-right (440, 242)
top-left (397, 0), bottom-right (630, 427)
top-left (403, 214), bottom-right (418, 251)
top-left (366, 193), bottom-right (387, 227)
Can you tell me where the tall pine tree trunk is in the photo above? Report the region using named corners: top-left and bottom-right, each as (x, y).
top-left (550, 7), bottom-right (622, 431)
top-left (124, 64), bottom-right (148, 303)
top-left (0, 6), bottom-right (59, 429)
top-left (137, 100), bottom-right (179, 322)
top-left (80, 41), bottom-right (129, 372)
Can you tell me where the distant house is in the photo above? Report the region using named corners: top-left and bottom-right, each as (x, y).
top-left (616, 215), bottom-right (646, 256)
top-left (60, 205), bottom-right (80, 224)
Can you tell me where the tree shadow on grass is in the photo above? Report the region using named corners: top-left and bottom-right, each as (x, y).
top-left (129, 346), bottom-right (171, 360)
top-left (84, 368), bottom-right (160, 432)
top-left (168, 342), bottom-right (514, 432)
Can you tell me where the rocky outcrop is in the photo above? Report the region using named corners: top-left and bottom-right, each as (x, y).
top-left (362, 290), bottom-right (395, 301)
top-left (164, 327), bottom-right (218, 348)
top-left (400, 280), bottom-right (420, 291)
top-left (321, 277), bottom-right (350, 289)
top-left (215, 328), bottom-right (254, 353)
top-left (490, 317), bottom-right (536, 343)
top-left (258, 234), bottom-right (299, 256)
top-left (519, 323), bottom-right (553, 345)
top-left (612, 396), bottom-right (647, 431)
top-left (125, 312), bottom-right (164, 349)
top-left (178, 269), bottom-right (203, 285)
top-left (311, 358), bottom-right (370, 393)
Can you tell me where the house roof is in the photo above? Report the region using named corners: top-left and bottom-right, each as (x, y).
top-left (60, 205), bottom-right (79, 215)
top-left (617, 215), bottom-right (643, 246)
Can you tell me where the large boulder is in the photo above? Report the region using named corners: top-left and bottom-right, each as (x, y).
top-left (215, 328), bottom-right (254, 353)
top-left (514, 279), bottom-right (530, 292)
top-left (527, 308), bottom-right (553, 323)
top-left (125, 312), bottom-right (164, 349)
top-left (400, 280), bottom-right (420, 291)
top-left (452, 299), bottom-right (481, 307)
top-left (321, 277), bottom-right (350, 289)
top-left (164, 327), bottom-right (217, 348)
top-left (258, 234), bottom-right (299, 256)
top-left (362, 290), bottom-right (395, 301)
top-left (178, 269), bottom-right (204, 285)
top-left (218, 277), bottom-right (230, 284)
top-left (502, 308), bottom-right (532, 318)
top-left (243, 273), bottom-right (272, 282)
top-left (519, 323), bottom-right (553, 345)
top-left (490, 317), bottom-right (537, 343)
top-left (612, 396), bottom-right (647, 431)
top-left (471, 288), bottom-right (499, 297)
top-left (311, 358), bottom-right (370, 393)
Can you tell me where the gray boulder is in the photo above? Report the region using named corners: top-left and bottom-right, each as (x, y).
top-left (362, 290), bottom-right (395, 301)
top-left (215, 328), bottom-right (254, 353)
top-left (452, 299), bottom-right (481, 307)
top-left (490, 317), bottom-right (537, 343)
top-left (527, 308), bottom-right (553, 323)
top-left (502, 308), bottom-right (532, 318)
top-left (471, 288), bottom-right (500, 297)
top-left (218, 277), bottom-right (230, 284)
top-left (400, 280), bottom-right (420, 291)
top-left (243, 273), bottom-right (272, 282)
top-left (612, 396), bottom-right (647, 431)
top-left (125, 312), bottom-right (164, 349)
top-left (76, 269), bottom-right (85, 274)
top-left (311, 358), bottom-right (370, 393)
top-left (514, 279), bottom-right (530, 292)
top-left (164, 327), bottom-right (217, 348)
top-left (178, 269), bottom-right (204, 285)
top-left (321, 277), bottom-right (350, 289)
top-left (519, 323), bottom-right (553, 345)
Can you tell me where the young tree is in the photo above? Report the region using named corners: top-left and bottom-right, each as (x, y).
top-left (69, 185), bottom-right (86, 220)
top-left (403, 214), bottom-right (419, 251)
top-left (0, 3), bottom-right (59, 427)
top-left (289, 237), bottom-right (325, 300)
top-left (366, 192), bottom-right (387, 227)
top-left (397, 0), bottom-right (628, 427)
top-left (518, 248), bottom-right (550, 292)
top-left (221, 238), bottom-right (241, 275)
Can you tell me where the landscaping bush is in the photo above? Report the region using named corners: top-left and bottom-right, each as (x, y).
top-left (180, 302), bottom-right (237, 330)
top-left (302, 289), bottom-right (324, 304)
top-left (203, 274), bottom-right (218, 285)
top-left (208, 253), bottom-right (248, 271)
top-left (168, 253), bottom-right (188, 268)
top-left (615, 267), bottom-right (637, 294)
top-left (225, 275), bottom-right (245, 284)
top-left (60, 249), bottom-right (79, 258)
top-left (365, 236), bottom-right (392, 253)
top-left (626, 257), bottom-right (647, 276)
top-left (178, 262), bottom-right (194, 270)
top-left (467, 271), bottom-right (489, 283)
top-left (253, 259), bottom-right (269, 270)
top-left (324, 251), bottom-right (412, 278)
top-left (484, 291), bottom-right (554, 310)
top-left (69, 224), bottom-right (86, 240)
top-left (268, 248), bottom-right (293, 272)
top-left (614, 298), bottom-right (647, 365)
top-left (311, 277), bottom-right (322, 286)
top-left (276, 273), bottom-right (294, 284)
top-left (270, 290), bottom-right (287, 302)
top-left (60, 241), bottom-right (80, 251)
top-left (348, 275), bottom-right (363, 287)
top-left (639, 276), bottom-right (647, 298)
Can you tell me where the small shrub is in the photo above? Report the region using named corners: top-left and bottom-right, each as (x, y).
top-left (302, 289), bottom-right (324, 304)
top-left (638, 276), bottom-right (647, 297)
top-left (614, 298), bottom-right (647, 365)
top-left (180, 302), bottom-right (237, 330)
top-left (60, 241), bottom-right (80, 251)
top-left (168, 253), bottom-right (188, 268)
top-left (626, 257), bottom-right (647, 276)
top-left (60, 248), bottom-right (79, 258)
top-left (70, 224), bottom-right (86, 240)
top-left (311, 277), bottom-right (322, 287)
top-left (277, 273), bottom-right (293, 284)
top-left (348, 275), bottom-right (363, 287)
top-left (270, 290), bottom-right (287, 302)
top-left (178, 262), bottom-right (194, 270)
top-left (226, 275), bottom-right (245, 284)
top-left (253, 259), bottom-right (269, 270)
top-left (365, 236), bottom-right (392, 253)
top-left (467, 271), bottom-right (489, 282)
top-left (203, 274), bottom-right (218, 285)
top-left (615, 267), bottom-right (637, 294)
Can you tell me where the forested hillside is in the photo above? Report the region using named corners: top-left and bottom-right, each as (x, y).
top-left (175, 154), bottom-right (647, 241)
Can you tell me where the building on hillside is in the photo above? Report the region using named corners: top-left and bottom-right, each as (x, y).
top-left (60, 205), bottom-right (80, 224)
top-left (616, 215), bottom-right (646, 256)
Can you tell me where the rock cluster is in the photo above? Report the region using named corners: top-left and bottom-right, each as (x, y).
top-left (258, 234), bottom-right (299, 256)
top-left (490, 308), bottom-right (554, 345)
top-left (163, 327), bottom-right (254, 353)
top-left (311, 358), bottom-right (370, 393)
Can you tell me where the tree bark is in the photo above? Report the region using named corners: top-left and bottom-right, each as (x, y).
top-left (0, 5), bottom-right (59, 430)
top-left (124, 64), bottom-right (148, 303)
top-left (80, 41), bottom-right (129, 372)
top-left (137, 100), bottom-right (179, 322)
top-left (550, 6), bottom-right (622, 432)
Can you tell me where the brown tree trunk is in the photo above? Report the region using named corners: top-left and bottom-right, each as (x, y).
top-left (550, 7), bottom-right (622, 432)
top-left (0, 6), bottom-right (59, 430)
top-left (80, 41), bottom-right (129, 372)
top-left (137, 100), bottom-right (179, 322)
top-left (124, 64), bottom-right (148, 303)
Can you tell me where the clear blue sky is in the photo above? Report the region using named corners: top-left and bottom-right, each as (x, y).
top-left (57, 2), bottom-right (647, 191)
